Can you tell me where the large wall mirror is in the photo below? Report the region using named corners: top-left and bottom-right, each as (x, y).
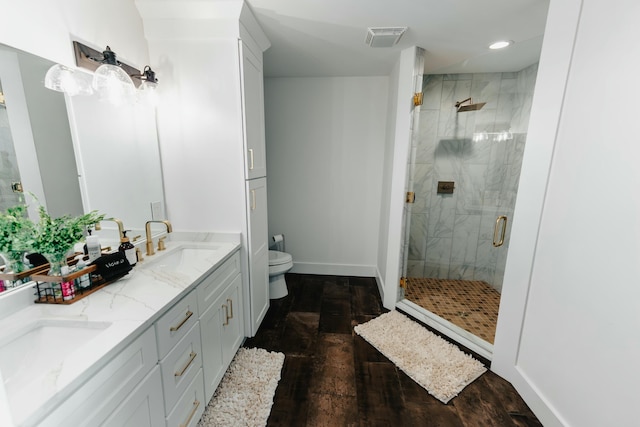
top-left (0, 43), bottom-right (165, 295)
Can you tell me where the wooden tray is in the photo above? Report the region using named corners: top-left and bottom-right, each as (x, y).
top-left (31, 265), bottom-right (129, 305)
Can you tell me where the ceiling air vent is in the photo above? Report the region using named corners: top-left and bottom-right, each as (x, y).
top-left (365, 27), bottom-right (407, 48)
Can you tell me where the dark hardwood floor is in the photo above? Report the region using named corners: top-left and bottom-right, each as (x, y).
top-left (243, 273), bottom-right (542, 427)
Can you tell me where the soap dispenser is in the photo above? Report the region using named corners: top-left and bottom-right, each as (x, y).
top-left (119, 230), bottom-right (136, 267)
top-left (85, 229), bottom-right (101, 263)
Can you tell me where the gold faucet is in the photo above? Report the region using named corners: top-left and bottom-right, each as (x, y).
top-left (145, 220), bottom-right (173, 256)
top-left (95, 218), bottom-right (125, 240)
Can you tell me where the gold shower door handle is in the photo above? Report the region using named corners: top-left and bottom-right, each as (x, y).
top-left (493, 215), bottom-right (508, 247)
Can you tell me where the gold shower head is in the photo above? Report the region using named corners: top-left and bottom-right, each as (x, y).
top-left (455, 97), bottom-right (486, 112)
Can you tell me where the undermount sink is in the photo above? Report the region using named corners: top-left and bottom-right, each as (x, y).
top-left (0, 319), bottom-right (112, 396)
top-left (142, 245), bottom-right (220, 272)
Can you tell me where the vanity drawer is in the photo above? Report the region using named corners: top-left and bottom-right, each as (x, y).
top-left (166, 368), bottom-right (206, 427)
top-left (196, 251), bottom-right (241, 316)
top-left (160, 321), bottom-right (203, 413)
top-left (156, 289), bottom-right (199, 359)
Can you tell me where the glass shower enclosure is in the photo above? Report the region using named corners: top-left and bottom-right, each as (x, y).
top-left (398, 65), bottom-right (539, 356)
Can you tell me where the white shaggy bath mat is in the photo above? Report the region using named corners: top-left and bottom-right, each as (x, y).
top-left (354, 310), bottom-right (486, 403)
top-left (198, 347), bottom-right (285, 427)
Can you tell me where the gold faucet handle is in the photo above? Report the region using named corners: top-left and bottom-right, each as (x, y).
top-left (136, 247), bottom-right (144, 262)
top-left (157, 236), bottom-right (167, 251)
top-left (132, 235), bottom-right (142, 242)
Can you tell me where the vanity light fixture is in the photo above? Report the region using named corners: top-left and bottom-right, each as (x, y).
top-left (44, 63), bottom-right (93, 96)
top-left (72, 41), bottom-right (157, 106)
top-left (131, 65), bottom-right (159, 106)
top-left (90, 46), bottom-right (136, 105)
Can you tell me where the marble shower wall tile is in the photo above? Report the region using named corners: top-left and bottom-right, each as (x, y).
top-left (427, 193), bottom-right (456, 238)
top-left (473, 239), bottom-right (498, 284)
top-left (425, 237), bottom-right (452, 278)
top-left (495, 77), bottom-right (516, 131)
top-left (471, 73), bottom-right (502, 110)
top-left (456, 164), bottom-right (486, 215)
top-left (511, 63), bottom-right (539, 133)
top-left (416, 110), bottom-right (439, 163)
top-left (450, 215), bottom-right (481, 264)
top-left (422, 74), bottom-right (443, 109)
top-left (411, 163), bottom-right (433, 213)
top-left (407, 260), bottom-right (425, 277)
top-left (408, 213), bottom-right (428, 260)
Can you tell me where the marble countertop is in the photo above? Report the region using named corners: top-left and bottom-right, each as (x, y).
top-left (0, 236), bottom-right (240, 426)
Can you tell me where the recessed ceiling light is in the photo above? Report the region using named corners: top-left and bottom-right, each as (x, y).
top-left (489, 40), bottom-right (513, 50)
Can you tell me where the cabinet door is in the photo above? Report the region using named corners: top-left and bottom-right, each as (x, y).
top-left (246, 177), bottom-right (269, 335)
top-left (221, 274), bottom-right (244, 364)
top-left (200, 295), bottom-right (225, 402)
top-left (102, 366), bottom-right (165, 427)
top-left (241, 41), bottom-right (267, 179)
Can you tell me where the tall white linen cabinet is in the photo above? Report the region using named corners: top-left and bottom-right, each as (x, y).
top-left (136, 1), bottom-right (271, 337)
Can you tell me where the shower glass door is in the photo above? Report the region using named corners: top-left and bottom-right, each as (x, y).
top-left (401, 65), bottom-right (539, 347)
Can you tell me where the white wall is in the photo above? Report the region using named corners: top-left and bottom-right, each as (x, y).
top-left (494, 0), bottom-right (640, 425)
top-left (145, 39), bottom-right (246, 233)
top-left (264, 76), bottom-right (388, 276)
top-left (376, 58), bottom-right (401, 299)
top-left (0, 0), bottom-right (150, 71)
top-left (378, 47), bottom-right (418, 309)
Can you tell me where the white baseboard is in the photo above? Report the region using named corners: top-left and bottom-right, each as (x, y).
top-left (375, 267), bottom-right (385, 303)
top-left (290, 262), bottom-right (376, 277)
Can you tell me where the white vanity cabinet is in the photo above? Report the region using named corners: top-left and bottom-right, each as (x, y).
top-left (197, 252), bottom-right (244, 401)
top-left (33, 247), bottom-right (245, 427)
top-left (37, 327), bottom-right (162, 427)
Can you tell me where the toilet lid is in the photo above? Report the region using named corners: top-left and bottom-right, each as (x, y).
top-left (269, 250), bottom-right (292, 266)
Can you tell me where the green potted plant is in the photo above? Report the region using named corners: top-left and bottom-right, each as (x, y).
top-left (31, 205), bottom-right (105, 275)
top-left (0, 203), bottom-right (34, 274)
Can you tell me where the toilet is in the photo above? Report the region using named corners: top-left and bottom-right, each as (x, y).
top-left (268, 250), bottom-right (293, 299)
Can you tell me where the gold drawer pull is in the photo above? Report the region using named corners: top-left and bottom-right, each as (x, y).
top-left (175, 351), bottom-right (197, 377)
top-left (170, 310), bottom-right (193, 332)
top-left (248, 148), bottom-right (254, 170)
top-left (222, 304), bottom-right (229, 326)
top-left (179, 399), bottom-right (200, 427)
top-left (227, 298), bottom-right (233, 319)
top-left (493, 215), bottom-right (508, 247)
